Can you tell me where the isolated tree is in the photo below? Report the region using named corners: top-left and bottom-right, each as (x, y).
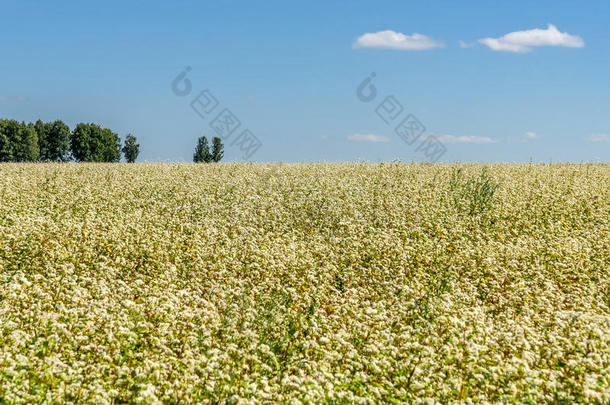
top-left (36, 120), bottom-right (70, 161)
top-left (193, 136), bottom-right (211, 163)
top-left (70, 123), bottom-right (121, 162)
top-left (122, 134), bottom-right (140, 163)
top-left (211, 136), bottom-right (224, 162)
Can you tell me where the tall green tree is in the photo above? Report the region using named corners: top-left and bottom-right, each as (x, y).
top-left (69, 123), bottom-right (91, 161)
top-left (70, 123), bottom-right (121, 162)
top-left (193, 136), bottom-right (211, 163)
top-left (18, 123), bottom-right (40, 162)
top-left (211, 136), bottom-right (224, 162)
top-left (0, 120), bottom-right (14, 161)
top-left (36, 120), bottom-right (70, 161)
top-left (0, 120), bottom-right (39, 161)
top-left (34, 120), bottom-right (48, 158)
top-left (46, 121), bottom-right (70, 161)
top-left (122, 134), bottom-right (140, 163)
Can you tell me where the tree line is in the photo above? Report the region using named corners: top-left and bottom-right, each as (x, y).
top-left (0, 119), bottom-right (226, 163)
top-left (0, 119), bottom-right (140, 162)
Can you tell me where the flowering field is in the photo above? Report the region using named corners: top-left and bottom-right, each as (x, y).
top-left (0, 163), bottom-right (609, 403)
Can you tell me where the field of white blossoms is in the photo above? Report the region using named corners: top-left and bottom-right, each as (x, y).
top-left (0, 163), bottom-right (609, 403)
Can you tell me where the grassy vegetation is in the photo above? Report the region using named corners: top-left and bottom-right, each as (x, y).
top-left (0, 163), bottom-right (608, 403)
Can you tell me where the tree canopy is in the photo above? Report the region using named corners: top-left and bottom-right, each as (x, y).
top-left (36, 120), bottom-right (70, 161)
top-left (194, 136), bottom-right (224, 163)
top-left (0, 119), bottom-right (133, 163)
top-left (211, 136), bottom-right (224, 163)
top-left (70, 123), bottom-right (121, 162)
top-left (193, 136), bottom-right (212, 163)
top-left (0, 119), bottom-right (39, 162)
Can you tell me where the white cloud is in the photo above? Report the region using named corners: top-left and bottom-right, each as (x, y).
top-left (589, 133), bottom-right (610, 143)
top-left (437, 135), bottom-right (499, 144)
top-left (347, 133), bottom-right (390, 143)
top-left (353, 30), bottom-right (444, 50)
top-left (525, 131), bottom-right (540, 140)
top-left (479, 24), bottom-right (584, 53)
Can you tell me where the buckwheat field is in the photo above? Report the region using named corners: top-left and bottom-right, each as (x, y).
top-left (0, 163), bottom-right (608, 404)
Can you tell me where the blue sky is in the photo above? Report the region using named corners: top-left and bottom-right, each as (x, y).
top-left (1, 0), bottom-right (609, 162)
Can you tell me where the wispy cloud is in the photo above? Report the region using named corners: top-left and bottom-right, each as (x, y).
top-left (524, 131), bottom-right (541, 141)
top-left (353, 30), bottom-right (444, 50)
top-left (437, 135), bottom-right (499, 144)
top-left (347, 133), bottom-right (390, 143)
top-left (589, 133), bottom-right (610, 143)
top-left (479, 24), bottom-right (584, 53)
top-left (458, 40), bottom-right (475, 49)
